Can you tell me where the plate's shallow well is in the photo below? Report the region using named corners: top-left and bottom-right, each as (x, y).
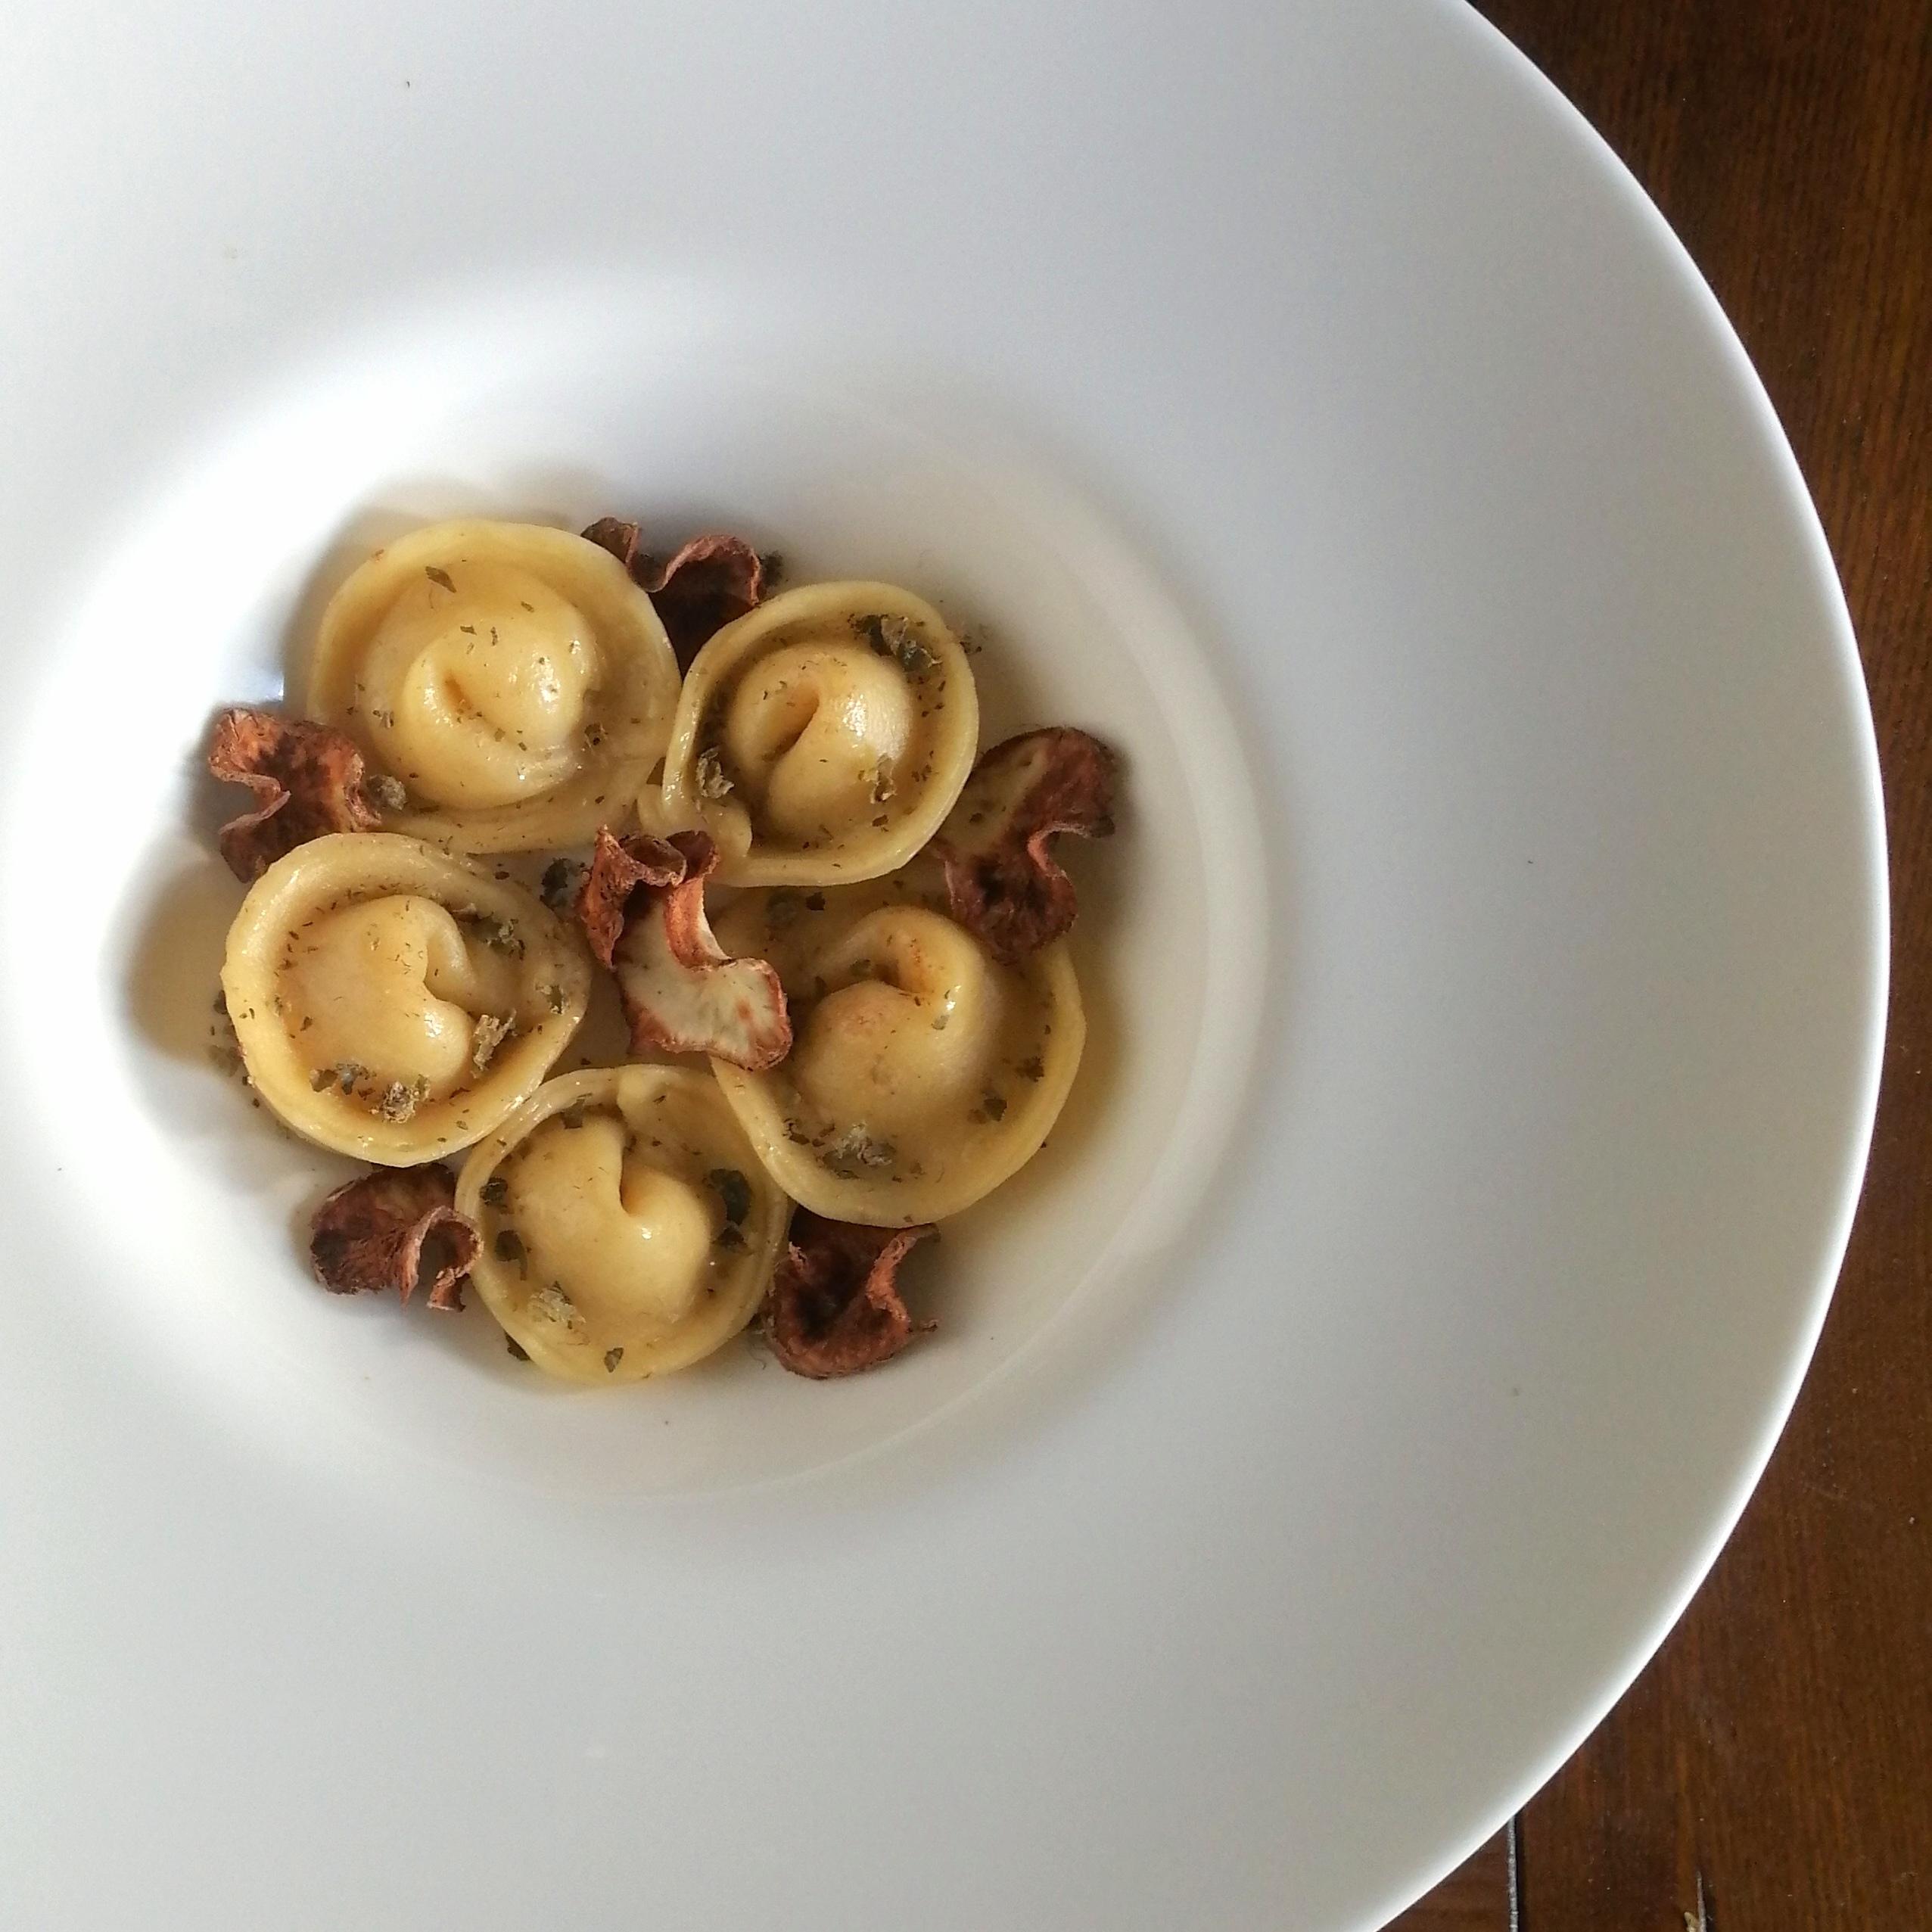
top-left (0, 3), bottom-right (1884, 1930)
top-left (23, 331), bottom-right (1266, 1494)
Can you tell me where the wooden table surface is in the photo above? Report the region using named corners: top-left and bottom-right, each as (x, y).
top-left (1390, 3), bottom-right (1932, 1927)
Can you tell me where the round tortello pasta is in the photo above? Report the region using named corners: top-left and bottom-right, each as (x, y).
top-left (650, 582), bottom-right (978, 886)
top-left (710, 863), bottom-right (1083, 1225)
top-left (222, 832), bottom-right (592, 1164)
top-left (310, 519), bottom-right (680, 852)
top-left (456, 1067), bottom-right (789, 1382)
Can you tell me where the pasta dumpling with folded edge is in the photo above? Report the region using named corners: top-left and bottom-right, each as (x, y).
top-left (710, 862), bottom-right (1084, 1225)
top-left (222, 832), bottom-right (592, 1163)
top-left (310, 520), bottom-right (681, 852)
top-left (649, 582), bottom-right (978, 885)
top-left (456, 1067), bottom-right (789, 1381)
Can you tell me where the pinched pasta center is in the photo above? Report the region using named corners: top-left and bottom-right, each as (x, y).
top-left (789, 907), bottom-right (1003, 1137)
top-left (358, 562), bottom-right (602, 809)
top-left (721, 643), bottom-right (916, 842)
top-left (502, 1114), bottom-right (717, 1330)
top-left (282, 894), bottom-right (524, 1095)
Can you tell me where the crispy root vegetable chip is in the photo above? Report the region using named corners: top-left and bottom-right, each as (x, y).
top-left (579, 827), bottom-right (792, 1069)
top-left (575, 825), bottom-right (686, 968)
top-left (580, 518), bottom-right (767, 668)
top-left (309, 1165), bottom-right (480, 1311)
top-left (207, 706), bottom-right (390, 880)
top-left (764, 1212), bottom-right (936, 1378)
top-left (933, 727), bottom-right (1119, 964)
top-left (580, 515), bottom-right (648, 573)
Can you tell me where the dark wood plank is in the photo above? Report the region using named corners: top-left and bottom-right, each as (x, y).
top-left (1451, 2), bottom-right (1932, 1927)
top-left (1386, 1832), bottom-right (1512, 1930)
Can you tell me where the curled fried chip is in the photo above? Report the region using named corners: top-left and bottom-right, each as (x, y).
top-left (764, 1212), bottom-right (936, 1378)
top-left (585, 829), bottom-right (792, 1069)
top-left (574, 825), bottom-right (686, 968)
top-left (309, 1165), bottom-right (480, 1311)
top-left (933, 727), bottom-right (1119, 964)
top-left (207, 706), bottom-right (390, 880)
top-left (580, 519), bottom-right (767, 669)
top-left (579, 516), bottom-right (646, 573)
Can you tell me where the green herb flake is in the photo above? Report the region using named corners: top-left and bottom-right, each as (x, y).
top-left (470, 1013), bottom-right (514, 1075)
top-left (822, 1125), bottom-right (894, 1178)
top-left (708, 1168), bottom-right (751, 1226)
top-left (856, 613), bottom-right (936, 677)
top-left (456, 908), bottom-right (524, 958)
top-left (528, 1282), bottom-right (580, 1329)
top-left (694, 745), bottom-right (733, 801)
top-left (481, 1175), bottom-right (509, 1207)
top-left (540, 859), bottom-right (582, 910)
top-left (425, 565), bottom-right (456, 592)
top-left (376, 1076), bottom-right (430, 1123)
top-left (603, 1346), bottom-right (624, 1374)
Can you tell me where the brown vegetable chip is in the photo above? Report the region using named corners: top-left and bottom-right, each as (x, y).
top-left (579, 516), bottom-right (646, 573)
top-left (932, 727), bottom-right (1119, 965)
top-left (596, 830), bottom-right (792, 1069)
top-left (575, 824), bottom-right (687, 968)
top-left (207, 706), bottom-right (391, 880)
top-left (764, 1212), bottom-right (936, 1378)
top-left (580, 518), bottom-right (767, 669)
top-left (309, 1165), bottom-right (480, 1312)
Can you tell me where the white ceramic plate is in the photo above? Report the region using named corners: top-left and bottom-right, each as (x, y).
top-left (0, 2), bottom-right (1884, 1927)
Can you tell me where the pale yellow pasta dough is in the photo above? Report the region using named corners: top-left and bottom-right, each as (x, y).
top-left (222, 832), bottom-right (592, 1163)
top-left (456, 1067), bottom-right (788, 1381)
top-left (648, 582), bottom-right (978, 885)
top-left (711, 864), bottom-right (1083, 1224)
top-left (310, 520), bottom-right (680, 851)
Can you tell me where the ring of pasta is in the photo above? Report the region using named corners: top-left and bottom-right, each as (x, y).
top-left (710, 864), bottom-right (1083, 1224)
top-left (456, 1067), bottom-right (789, 1381)
top-left (310, 519), bottom-right (680, 852)
top-left (651, 581), bottom-right (978, 885)
top-left (222, 832), bottom-right (592, 1163)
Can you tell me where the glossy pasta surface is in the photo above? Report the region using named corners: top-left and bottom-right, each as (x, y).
top-left (222, 832), bottom-right (591, 1162)
top-left (652, 582), bottom-right (978, 885)
top-left (711, 864), bottom-right (1083, 1224)
top-left (456, 1067), bottom-right (787, 1380)
top-left (310, 520), bottom-right (680, 851)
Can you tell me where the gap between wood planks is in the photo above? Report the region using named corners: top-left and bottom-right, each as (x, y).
top-left (1386, 1822), bottom-right (1716, 1930)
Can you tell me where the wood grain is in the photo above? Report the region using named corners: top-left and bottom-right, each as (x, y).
top-left (1386, 1832), bottom-right (1511, 1930)
top-left (1398, 2), bottom-right (1932, 1927)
